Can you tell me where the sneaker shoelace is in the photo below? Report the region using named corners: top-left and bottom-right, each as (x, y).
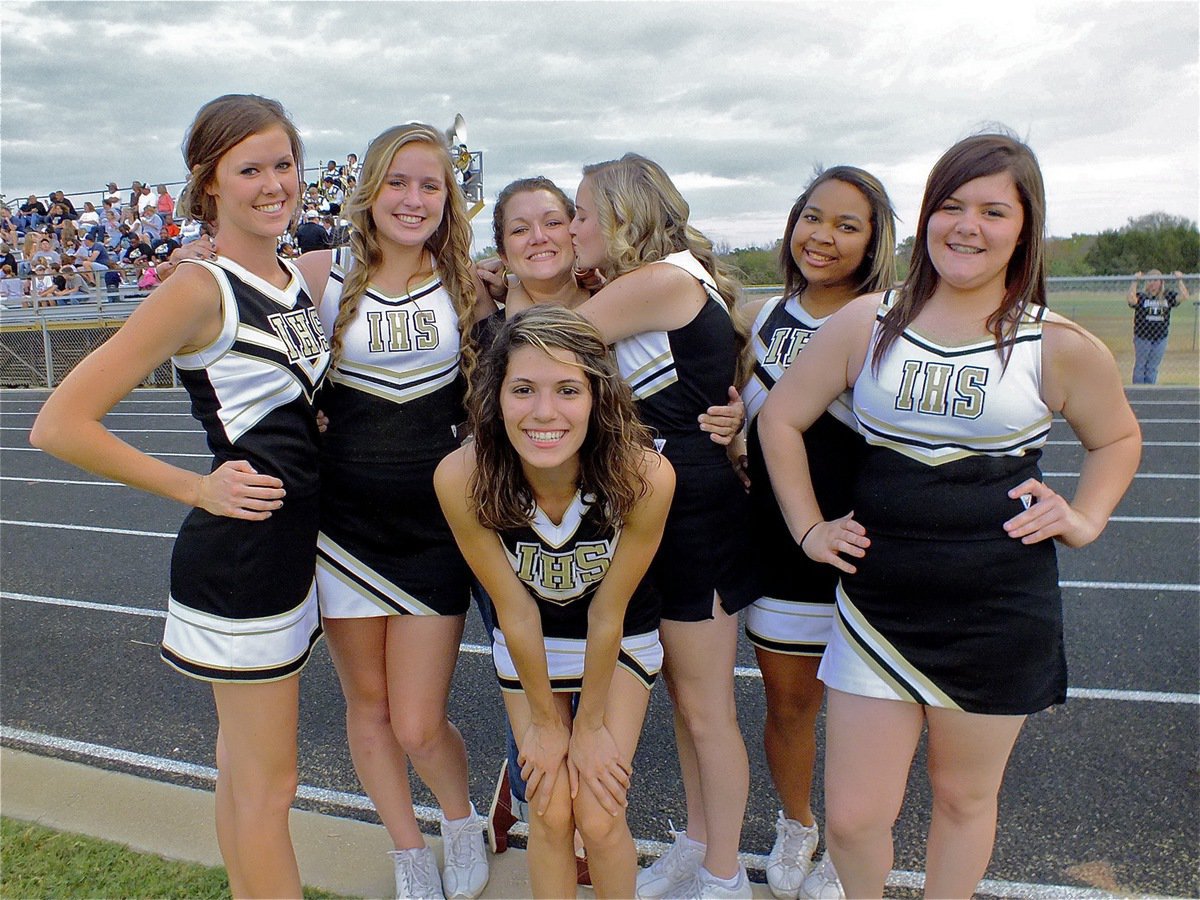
top-left (651, 822), bottom-right (699, 879)
top-left (445, 815), bottom-right (485, 865)
top-left (774, 812), bottom-right (815, 867)
top-left (394, 850), bottom-right (439, 898)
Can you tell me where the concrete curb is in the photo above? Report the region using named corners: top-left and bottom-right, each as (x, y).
top-left (1, 747), bottom-right (544, 899)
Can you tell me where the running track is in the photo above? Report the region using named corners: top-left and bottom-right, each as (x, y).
top-left (1, 386), bottom-right (1196, 898)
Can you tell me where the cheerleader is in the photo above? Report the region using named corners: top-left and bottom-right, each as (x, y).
top-left (759, 132), bottom-right (1141, 898)
top-left (436, 306), bottom-right (674, 898)
top-left (33, 94), bottom-right (329, 899)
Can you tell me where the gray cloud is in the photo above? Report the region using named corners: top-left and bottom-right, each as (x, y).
top-left (2, 0), bottom-right (1196, 252)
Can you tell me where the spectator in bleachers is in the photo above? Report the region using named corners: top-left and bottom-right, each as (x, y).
top-left (123, 236), bottom-right (153, 266)
top-left (29, 236), bottom-right (59, 268)
top-left (59, 223), bottom-right (80, 254)
top-left (105, 182), bottom-right (123, 212)
top-left (0, 244), bottom-right (17, 275)
top-left (151, 236), bottom-right (180, 266)
top-left (0, 264), bottom-right (26, 308)
top-left (53, 264), bottom-right (88, 303)
top-left (47, 203), bottom-right (70, 235)
top-left (128, 181), bottom-right (144, 210)
top-left (78, 201), bottom-right (102, 236)
top-left (64, 236), bottom-right (88, 265)
top-left (102, 204), bottom-right (122, 237)
top-left (16, 195), bottom-right (48, 231)
top-left (178, 217), bottom-right (203, 244)
top-left (1, 206), bottom-right (20, 242)
top-left (136, 184), bottom-right (155, 216)
top-left (133, 254), bottom-right (159, 291)
top-left (81, 233), bottom-right (111, 269)
top-left (137, 206), bottom-right (162, 243)
top-left (106, 222), bottom-right (130, 253)
top-left (155, 184), bottom-right (175, 221)
top-left (294, 209), bottom-right (331, 254)
top-left (31, 264), bottom-right (53, 304)
top-left (50, 191), bottom-right (78, 219)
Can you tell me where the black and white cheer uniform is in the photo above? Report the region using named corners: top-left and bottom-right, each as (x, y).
top-left (491, 491), bottom-right (662, 693)
top-left (164, 256), bottom-right (330, 682)
top-left (820, 292), bottom-right (1066, 715)
top-left (743, 295), bottom-right (864, 656)
top-left (612, 250), bottom-right (757, 621)
top-left (315, 249), bottom-right (471, 618)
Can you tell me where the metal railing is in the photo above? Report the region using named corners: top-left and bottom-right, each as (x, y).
top-left (3, 275), bottom-right (1196, 390)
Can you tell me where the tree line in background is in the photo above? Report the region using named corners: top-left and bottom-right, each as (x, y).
top-left (713, 212), bottom-right (1200, 285)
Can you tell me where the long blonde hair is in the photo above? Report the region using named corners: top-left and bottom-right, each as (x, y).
top-left (329, 123), bottom-right (478, 377)
top-left (581, 153), bottom-right (748, 382)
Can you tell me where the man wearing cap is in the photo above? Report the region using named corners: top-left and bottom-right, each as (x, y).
top-left (295, 209), bottom-right (331, 254)
top-left (104, 183), bottom-right (123, 212)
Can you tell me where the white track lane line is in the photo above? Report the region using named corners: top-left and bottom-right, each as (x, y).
top-left (0, 724), bottom-right (1132, 898)
top-left (1, 447), bottom-right (209, 458)
top-left (3, 592), bottom-right (1196, 705)
top-left (1, 426), bottom-right (201, 434)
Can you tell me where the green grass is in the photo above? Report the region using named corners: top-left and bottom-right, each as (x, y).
top-left (0, 817), bottom-right (344, 899)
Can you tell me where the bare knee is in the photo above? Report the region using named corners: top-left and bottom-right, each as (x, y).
top-left (224, 762), bottom-right (298, 820)
top-left (764, 683), bottom-right (823, 732)
top-left (928, 772), bottom-right (1000, 825)
top-left (529, 787), bottom-right (575, 844)
top-left (334, 663), bottom-right (391, 726)
top-left (825, 785), bottom-right (900, 847)
top-left (573, 792), bottom-right (625, 851)
top-left (390, 707), bottom-right (449, 757)
top-left (669, 678), bottom-right (737, 743)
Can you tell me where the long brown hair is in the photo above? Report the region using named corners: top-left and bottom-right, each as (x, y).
top-left (872, 131), bottom-right (1047, 372)
top-left (330, 123), bottom-right (478, 378)
top-left (468, 306), bottom-right (654, 532)
top-left (177, 94), bottom-right (304, 226)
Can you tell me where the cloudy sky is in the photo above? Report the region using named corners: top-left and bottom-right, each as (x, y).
top-left (3, 0), bottom-right (1197, 252)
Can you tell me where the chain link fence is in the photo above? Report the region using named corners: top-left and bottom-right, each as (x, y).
top-left (3, 275), bottom-right (1197, 390)
top-left (1, 297), bottom-right (175, 389)
top-left (745, 274), bottom-right (1197, 387)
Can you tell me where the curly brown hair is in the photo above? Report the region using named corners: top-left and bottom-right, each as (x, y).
top-left (468, 306), bottom-right (654, 532)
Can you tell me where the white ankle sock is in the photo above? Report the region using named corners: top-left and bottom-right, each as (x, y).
top-left (700, 866), bottom-right (742, 887)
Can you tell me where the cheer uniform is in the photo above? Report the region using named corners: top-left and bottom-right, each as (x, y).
top-left (491, 490), bottom-right (663, 693)
top-left (315, 249), bottom-right (471, 618)
top-left (743, 295), bottom-right (864, 656)
top-left (820, 293), bottom-right (1065, 715)
top-left (612, 250), bottom-right (757, 621)
top-left (164, 256), bottom-right (330, 682)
